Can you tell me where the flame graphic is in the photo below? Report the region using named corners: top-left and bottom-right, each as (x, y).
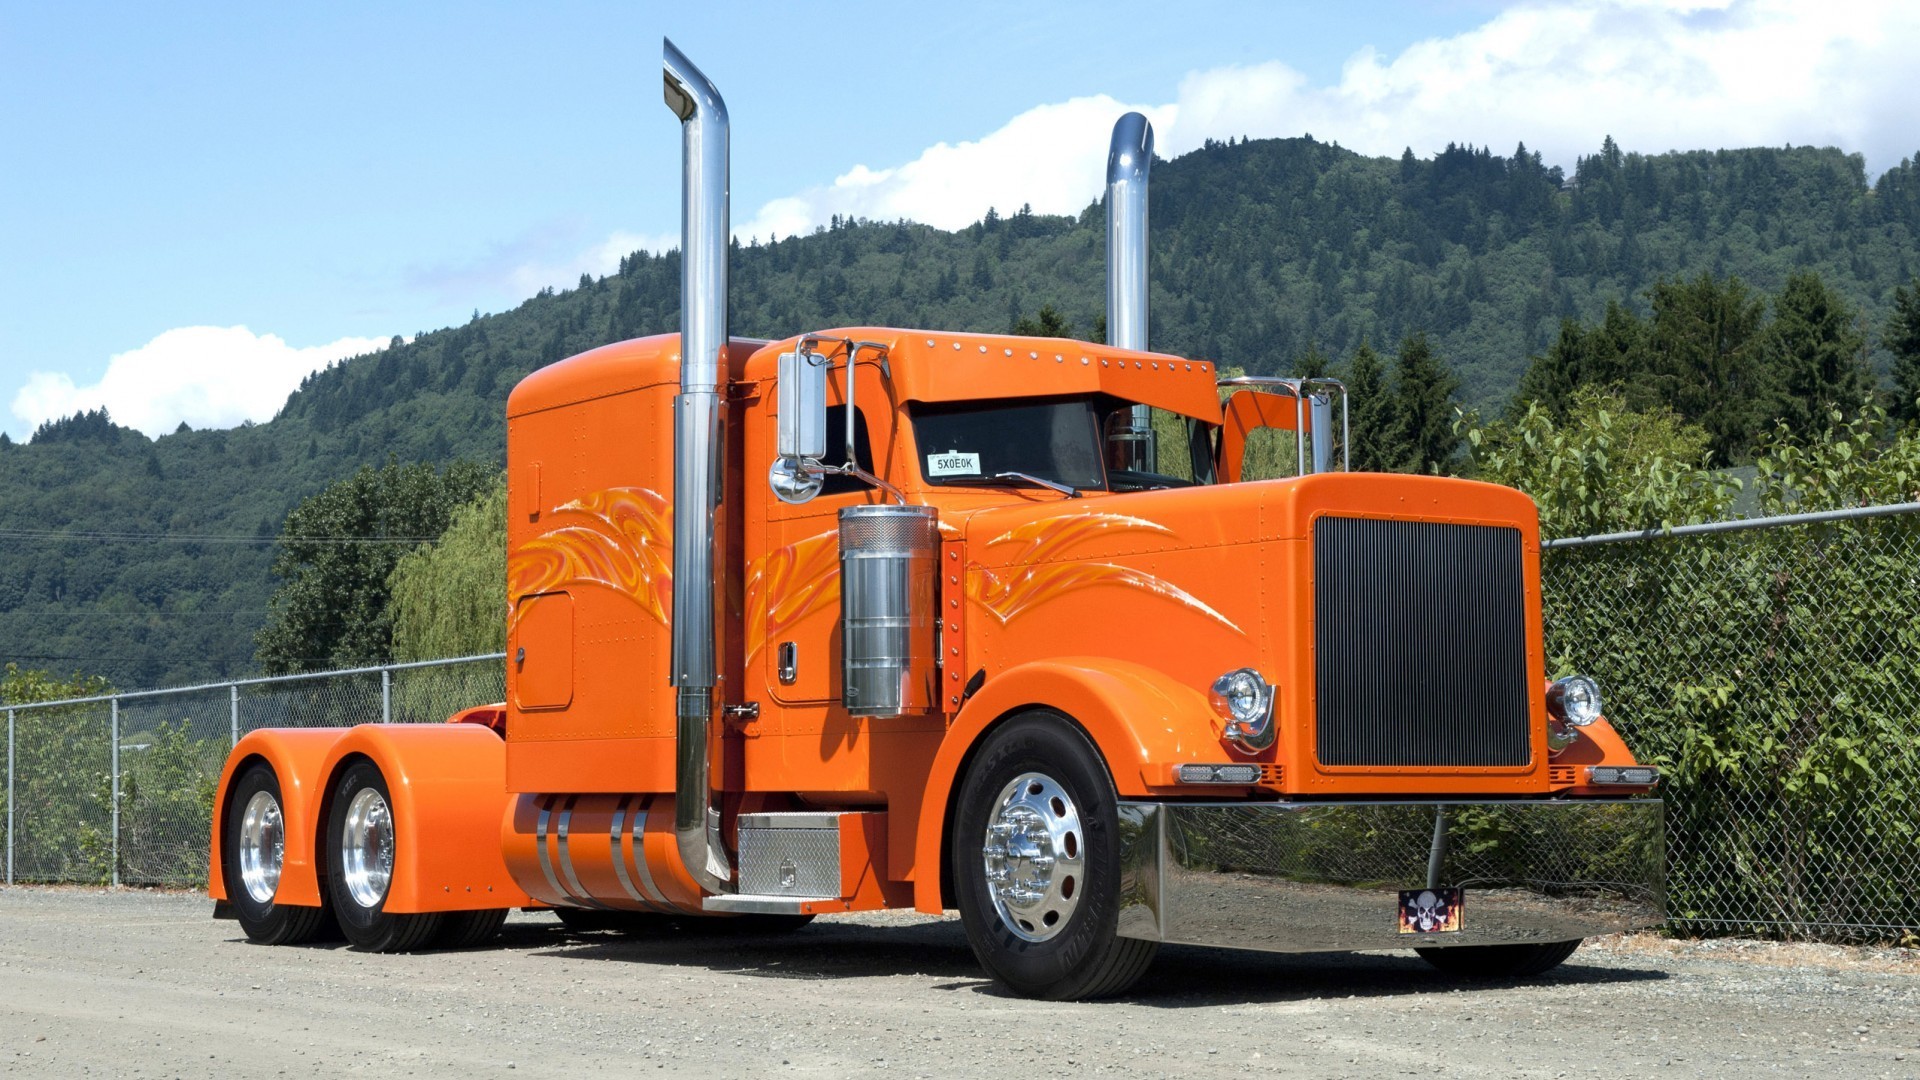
top-left (507, 487), bottom-right (673, 628)
top-left (969, 513), bottom-right (1242, 634)
top-left (745, 530), bottom-right (840, 664)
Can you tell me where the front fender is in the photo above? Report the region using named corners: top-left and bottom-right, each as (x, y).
top-left (315, 724), bottom-right (533, 914)
top-left (208, 728), bottom-right (351, 906)
top-left (911, 657), bottom-right (1219, 913)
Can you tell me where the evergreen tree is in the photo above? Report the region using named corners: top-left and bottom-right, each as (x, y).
top-left (1766, 270), bottom-right (1870, 438)
top-left (1388, 333), bottom-right (1462, 474)
top-left (1293, 340), bottom-right (1331, 379)
top-left (1883, 280), bottom-right (1920, 424)
top-left (1011, 304), bottom-right (1075, 338)
top-left (1342, 341), bottom-right (1395, 471)
top-left (1646, 273), bottom-right (1770, 464)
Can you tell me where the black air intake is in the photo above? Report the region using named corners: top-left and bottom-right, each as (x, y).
top-left (1313, 517), bottom-right (1531, 767)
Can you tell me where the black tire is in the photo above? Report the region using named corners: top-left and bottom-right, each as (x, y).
top-left (324, 760), bottom-right (444, 952)
top-left (952, 712), bottom-right (1157, 1000)
top-left (1417, 939), bottom-right (1581, 978)
top-left (436, 908), bottom-right (510, 949)
top-left (222, 763), bottom-right (330, 945)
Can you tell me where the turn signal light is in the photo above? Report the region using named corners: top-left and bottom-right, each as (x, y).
top-left (1178, 763), bottom-right (1262, 784)
top-left (1587, 766), bottom-right (1659, 786)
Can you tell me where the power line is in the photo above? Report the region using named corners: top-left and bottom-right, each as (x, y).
top-left (0, 529), bottom-right (445, 545)
top-left (0, 611), bottom-right (266, 619)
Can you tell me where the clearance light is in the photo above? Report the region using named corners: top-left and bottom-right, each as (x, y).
top-left (1588, 766), bottom-right (1659, 787)
top-left (1546, 675), bottom-right (1604, 727)
top-left (1178, 763), bottom-right (1262, 785)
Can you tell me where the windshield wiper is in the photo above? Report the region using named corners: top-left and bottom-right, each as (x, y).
top-left (988, 471), bottom-right (1081, 498)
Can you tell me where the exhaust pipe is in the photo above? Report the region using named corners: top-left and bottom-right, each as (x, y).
top-left (662, 38), bottom-right (733, 896)
top-left (1106, 112), bottom-right (1154, 471)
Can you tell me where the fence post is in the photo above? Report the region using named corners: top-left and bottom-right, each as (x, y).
top-left (230, 684), bottom-right (240, 746)
top-left (381, 668), bottom-right (392, 724)
top-left (6, 707), bottom-right (14, 886)
top-left (109, 698), bottom-right (119, 888)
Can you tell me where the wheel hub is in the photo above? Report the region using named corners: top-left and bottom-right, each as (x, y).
top-left (981, 771), bottom-right (1085, 942)
top-left (237, 790), bottom-right (285, 904)
top-left (341, 787), bottom-right (395, 909)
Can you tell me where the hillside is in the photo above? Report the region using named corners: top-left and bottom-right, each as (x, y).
top-left (4, 133), bottom-right (1920, 689)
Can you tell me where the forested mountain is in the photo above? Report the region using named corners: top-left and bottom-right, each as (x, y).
top-left (5, 133), bottom-right (1920, 690)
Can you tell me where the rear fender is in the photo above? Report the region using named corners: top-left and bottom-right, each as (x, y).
top-left (911, 658), bottom-right (1216, 913)
top-left (208, 728), bottom-right (351, 906)
top-left (315, 724), bottom-right (533, 913)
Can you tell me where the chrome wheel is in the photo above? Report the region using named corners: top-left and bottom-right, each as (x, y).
top-left (340, 787), bottom-right (395, 909)
top-left (980, 770), bottom-right (1085, 942)
top-left (236, 790), bottom-right (285, 904)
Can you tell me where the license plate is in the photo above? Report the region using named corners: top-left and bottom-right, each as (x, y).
top-left (1398, 887), bottom-right (1463, 934)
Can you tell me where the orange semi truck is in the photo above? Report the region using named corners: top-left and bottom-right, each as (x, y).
top-left (208, 41), bottom-right (1663, 999)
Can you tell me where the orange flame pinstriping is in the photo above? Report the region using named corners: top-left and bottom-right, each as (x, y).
top-left (507, 487), bottom-right (673, 627)
top-left (745, 530), bottom-right (840, 663)
top-left (968, 513), bottom-right (1243, 633)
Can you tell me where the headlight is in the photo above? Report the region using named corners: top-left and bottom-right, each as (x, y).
top-left (1546, 674), bottom-right (1603, 727)
top-left (1209, 667), bottom-right (1276, 752)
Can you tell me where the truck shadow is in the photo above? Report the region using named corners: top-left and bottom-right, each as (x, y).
top-left (506, 915), bottom-right (1666, 1005)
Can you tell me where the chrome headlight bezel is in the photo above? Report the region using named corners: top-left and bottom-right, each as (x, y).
top-left (1546, 674), bottom-right (1603, 728)
top-left (1209, 667), bottom-right (1276, 753)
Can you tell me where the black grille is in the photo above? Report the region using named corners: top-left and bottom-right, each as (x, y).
top-left (1313, 517), bottom-right (1531, 767)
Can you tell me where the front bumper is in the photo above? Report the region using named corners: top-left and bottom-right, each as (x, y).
top-left (1115, 798), bottom-right (1663, 953)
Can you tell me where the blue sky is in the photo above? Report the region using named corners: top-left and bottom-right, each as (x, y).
top-left (4, 1), bottom-right (1915, 440)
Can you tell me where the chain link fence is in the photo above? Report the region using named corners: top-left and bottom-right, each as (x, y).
top-left (3, 655), bottom-right (504, 889)
top-left (5, 507), bottom-right (1919, 942)
top-left (1541, 502), bottom-right (1920, 941)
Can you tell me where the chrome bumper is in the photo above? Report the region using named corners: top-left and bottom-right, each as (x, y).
top-left (1115, 799), bottom-right (1664, 953)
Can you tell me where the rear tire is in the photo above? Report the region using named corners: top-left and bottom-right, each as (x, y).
top-left (1417, 939), bottom-right (1581, 978)
top-left (325, 760), bottom-right (443, 952)
top-left (222, 763), bottom-right (329, 945)
top-left (952, 712), bottom-right (1157, 1000)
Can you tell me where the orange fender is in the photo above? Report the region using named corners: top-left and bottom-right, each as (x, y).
top-left (208, 728), bottom-right (351, 906)
top-left (315, 724), bottom-right (534, 914)
top-left (911, 658), bottom-right (1217, 913)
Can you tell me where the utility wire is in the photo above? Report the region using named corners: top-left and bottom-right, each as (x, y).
top-left (0, 529), bottom-right (444, 545)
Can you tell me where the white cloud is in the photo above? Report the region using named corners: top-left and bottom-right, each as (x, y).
top-left (10, 326), bottom-right (392, 439)
top-left (732, 0), bottom-right (1920, 241)
top-left (736, 96), bottom-right (1176, 237)
top-left (406, 224), bottom-right (677, 306)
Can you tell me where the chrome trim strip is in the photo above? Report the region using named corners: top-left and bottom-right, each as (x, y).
top-left (555, 800), bottom-right (608, 909)
top-left (609, 798), bottom-right (664, 912)
top-left (627, 799), bottom-right (675, 911)
top-left (703, 893), bottom-right (832, 915)
top-left (533, 798), bottom-right (567, 904)
top-left (1114, 798), bottom-right (1664, 953)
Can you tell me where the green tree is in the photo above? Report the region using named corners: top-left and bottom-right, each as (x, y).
top-left (1011, 304), bottom-right (1075, 338)
top-left (1461, 387), bottom-right (1735, 538)
top-left (387, 473), bottom-right (508, 662)
top-left (1766, 271), bottom-right (1871, 439)
top-left (1388, 333), bottom-right (1462, 474)
top-left (1882, 280), bottom-right (1920, 425)
top-left (1645, 273), bottom-right (1771, 464)
top-left (255, 459), bottom-right (493, 674)
top-left (1340, 341), bottom-right (1396, 472)
top-left (1514, 302), bottom-right (1654, 418)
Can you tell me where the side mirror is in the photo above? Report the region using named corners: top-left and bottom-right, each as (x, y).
top-left (771, 349), bottom-right (828, 504)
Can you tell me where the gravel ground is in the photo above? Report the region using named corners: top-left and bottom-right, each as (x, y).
top-left (1, 886), bottom-right (1916, 1078)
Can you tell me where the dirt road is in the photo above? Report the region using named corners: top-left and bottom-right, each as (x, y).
top-left (1, 887), bottom-right (1916, 1077)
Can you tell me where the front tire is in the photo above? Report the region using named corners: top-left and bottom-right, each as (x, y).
top-left (1417, 939), bottom-right (1581, 978)
top-left (952, 712), bottom-right (1157, 1000)
top-left (222, 763), bottom-right (330, 945)
top-left (325, 760), bottom-right (443, 952)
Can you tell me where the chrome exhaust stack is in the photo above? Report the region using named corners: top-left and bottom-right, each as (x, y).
top-left (662, 38), bottom-right (733, 896)
top-left (1106, 112), bottom-right (1155, 471)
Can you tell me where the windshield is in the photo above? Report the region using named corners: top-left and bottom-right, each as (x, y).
top-left (911, 397), bottom-right (1106, 491)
